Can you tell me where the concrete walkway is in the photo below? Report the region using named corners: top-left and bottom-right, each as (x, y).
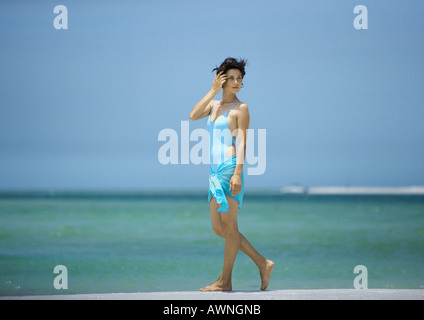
top-left (2, 289), bottom-right (424, 300)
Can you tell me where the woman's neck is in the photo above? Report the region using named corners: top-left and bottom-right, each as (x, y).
top-left (221, 90), bottom-right (238, 104)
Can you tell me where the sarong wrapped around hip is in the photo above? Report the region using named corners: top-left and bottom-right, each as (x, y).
top-left (208, 156), bottom-right (244, 213)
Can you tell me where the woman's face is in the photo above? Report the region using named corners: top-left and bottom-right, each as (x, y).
top-left (223, 68), bottom-right (243, 93)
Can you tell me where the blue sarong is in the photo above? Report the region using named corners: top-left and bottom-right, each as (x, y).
top-left (208, 156), bottom-right (244, 213)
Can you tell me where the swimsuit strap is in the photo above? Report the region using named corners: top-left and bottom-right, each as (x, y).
top-left (209, 101), bottom-right (239, 119)
top-left (223, 100), bottom-right (240, 116)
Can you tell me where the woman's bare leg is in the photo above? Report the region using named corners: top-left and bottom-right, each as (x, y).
top-left (201, 197), bottom-right (274, 291)
top-left (201, 197), bottom-right (240, 291)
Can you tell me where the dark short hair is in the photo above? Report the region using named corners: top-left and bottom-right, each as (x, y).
top-left (212, 57), bottom-right (247, 77)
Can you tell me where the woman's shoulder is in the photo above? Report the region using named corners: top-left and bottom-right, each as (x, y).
top-left (230, 102), bottom-right (249, 121)
top-left (210, 99), bottom-right (220, 109)
top-left (236, 101), bottom-right (249, 113)
top-left (206, 99), bottom-right (219, 115)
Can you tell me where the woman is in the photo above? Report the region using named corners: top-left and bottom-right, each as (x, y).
top-left (190, 57), bottom-right (274, 292)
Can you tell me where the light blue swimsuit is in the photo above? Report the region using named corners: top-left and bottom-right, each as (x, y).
top-left (207, 101), bottom-right (244, 213)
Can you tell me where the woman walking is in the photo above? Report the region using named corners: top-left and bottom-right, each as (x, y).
top-left (190, 57), bottom-right (274, 292)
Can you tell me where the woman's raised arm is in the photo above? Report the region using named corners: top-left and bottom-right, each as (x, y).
top-left (189, 71), bottom-right (227, 120)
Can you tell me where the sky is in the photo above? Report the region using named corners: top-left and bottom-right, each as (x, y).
top-left (0, 0), bottom-right (423, 191)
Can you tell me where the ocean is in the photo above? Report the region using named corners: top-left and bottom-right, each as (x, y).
top-left (0, 190), bottom-right (423, 296)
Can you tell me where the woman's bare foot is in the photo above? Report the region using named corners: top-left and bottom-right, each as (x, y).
top-left (260, 259), bottom-right (275, 291)
top-left (200, 278), bottom-right (232, 292)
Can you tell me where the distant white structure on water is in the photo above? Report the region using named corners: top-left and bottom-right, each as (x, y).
top-left (281, 186), bottom-right (424, 195)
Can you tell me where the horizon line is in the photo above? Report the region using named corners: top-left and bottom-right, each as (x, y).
top-left (1, 186), bottom-right (424, 197)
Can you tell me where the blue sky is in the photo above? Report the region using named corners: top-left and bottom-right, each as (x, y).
top-left (0, 0), bottom-right (423, 190)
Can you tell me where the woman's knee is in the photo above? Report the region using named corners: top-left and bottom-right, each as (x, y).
top-left (212, 225), bottom-right (224, 238)
top-left (211, 220), bottom-right (238, 238)
top-left (221, 221), bottom-right (239, 239)
top-left (212, 219), bottom-right (238, 239)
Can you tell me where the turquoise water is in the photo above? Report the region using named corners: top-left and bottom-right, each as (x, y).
top-left (1, 191), bottom-right (424, 296)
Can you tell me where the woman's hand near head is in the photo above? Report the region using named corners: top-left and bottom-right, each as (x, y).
top-left (190, 72), bottom-right (226, 121)
top-left (212, 71), bottom-right (227, 94)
